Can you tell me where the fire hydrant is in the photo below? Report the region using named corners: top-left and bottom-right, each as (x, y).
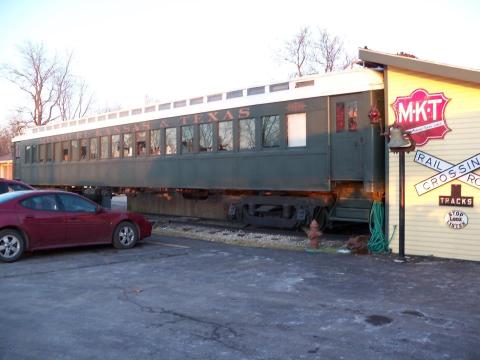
top-left (307, 219), bottom-right (321, 249)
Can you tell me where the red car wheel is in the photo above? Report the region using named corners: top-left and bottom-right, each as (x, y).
top-left (113, 222), bottom-right (138, 249)
top-left (0, 229), bottom-right (25, 263)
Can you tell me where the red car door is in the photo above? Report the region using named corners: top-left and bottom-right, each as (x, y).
top-left (57, 193), bottom-right (112, 245)
top-left (17, 194), bottom-right (66, 249)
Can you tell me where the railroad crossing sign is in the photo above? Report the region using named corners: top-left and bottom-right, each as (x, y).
top-left (414, 150), bottom-right (480, 195)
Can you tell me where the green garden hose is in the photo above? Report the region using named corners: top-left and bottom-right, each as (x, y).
top-left (368, 201), bottom-right (390, 254)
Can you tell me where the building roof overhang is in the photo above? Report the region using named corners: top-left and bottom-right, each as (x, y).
top-left (358, 48), bottom-right (480, 85)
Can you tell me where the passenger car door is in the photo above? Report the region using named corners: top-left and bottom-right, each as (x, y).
top-left (57, 194), bottom-right (112, 245)
top-left (330, 97), bottom-right (364, 180)
top-left (18, 194), bottom-right (66, 249)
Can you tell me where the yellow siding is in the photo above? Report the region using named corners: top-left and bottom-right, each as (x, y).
top-left (0, 161), bottom-right (13, 180)
top-left (387, 67), bottom-right (480, 261)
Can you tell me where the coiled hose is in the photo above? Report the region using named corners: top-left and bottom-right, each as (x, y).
top-left (368, 201), bottom-right (391, 254)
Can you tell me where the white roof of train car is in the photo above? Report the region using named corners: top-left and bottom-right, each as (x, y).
top-left (13, 67), bottom-right (384, 142)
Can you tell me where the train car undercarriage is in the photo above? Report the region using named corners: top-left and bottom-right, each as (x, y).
top-left (58, 181), bottom-right (378, 230)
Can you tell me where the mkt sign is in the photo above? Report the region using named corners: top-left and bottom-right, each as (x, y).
top-left (392, 88), bottom-right (450, 146)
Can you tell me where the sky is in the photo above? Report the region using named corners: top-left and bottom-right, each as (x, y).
top-left (0, 0), bottom-right (479, 127)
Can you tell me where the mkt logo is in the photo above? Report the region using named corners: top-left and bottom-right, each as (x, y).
top-left (392, 88), bottom-right (450, 146)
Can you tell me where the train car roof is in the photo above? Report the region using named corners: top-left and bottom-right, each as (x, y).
top-left (13, 67), bottom-right (384, 142)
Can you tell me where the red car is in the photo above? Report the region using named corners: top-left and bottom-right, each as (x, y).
top-left (0, 190), bottom-right (152, 262)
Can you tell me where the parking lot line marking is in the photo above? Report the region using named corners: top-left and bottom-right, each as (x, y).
top-left (144, 240), bottom-right (190, 249)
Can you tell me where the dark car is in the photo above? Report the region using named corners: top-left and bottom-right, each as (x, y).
top-left (0, 190), bottom-right (152, 262)
top-left (0, 178), bottom-right (34, 194)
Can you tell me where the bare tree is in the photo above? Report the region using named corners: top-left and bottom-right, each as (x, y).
top-left (0, 129), bottom-right (11, 156)
top-left (2, 42), bottom-right (94, 126)
top-left (57, 71), bottom-right (74, 121)
top-left (58, 76), bottom-right (94, 120)
top-left (2, 43), bottom-right (65, 126)
top-left (7, 112), bottom-right (30, 137)
top-left (0, 110), bottom-right (30, 156)
top-left (312, 29), bottom-right (345, 73)
top-left (281, 27), bottom-right (314, 77)
top-left (279, 27), bottom-right (353, 76)
top-left (73, 80), bottom-right (94, 119)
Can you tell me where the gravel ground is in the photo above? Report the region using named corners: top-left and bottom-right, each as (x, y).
top-left (152, 219), bottom-right (351, 253)
top-left (115, 193), bottom-right (360, 254)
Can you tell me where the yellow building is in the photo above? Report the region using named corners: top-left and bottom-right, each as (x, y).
top-left (0, 154), bottom-right (13, 180)
top-left (360, 49), bottom-right (480, 261)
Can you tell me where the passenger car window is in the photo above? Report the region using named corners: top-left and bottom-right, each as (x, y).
top-left (80, 139), bottom-right (88, 160)
top-left (181, 126), bottom-right (194, 154)
top-left (347, 101), bottom-right (358, 131)
top-left (262, 115), bottom-right (280, 148)
top-left (199, 123), bottom-right (213, 152)
top-left (32, 145), bottom-right (37, 162)
top-left (90, 138), bottom-right (98, 159)
top-left (335, 103), bottom-right (345, 132)
top-left (46, 143), bottom-right (53, 162)
top-left (165, 128), bottom-right (177, 155)
top-left (287, 113), bottom-right (306, 147)
top-left (62, 141), bottom-right (70, 161)
top-left (58, 194), bottom-right (97, 213)
top-left (21, 195), bottom-right (59, 211)
top-left (218, 121), bottom-right (233, 151)
top-left (54, 142), bottom-right (62, 162)
top-left (123, 133), bottom-right (133, 157)
top-left (39, 144), bottom-right (46, 162)
top-left (150, 130), bottom-right (161, 155)
top-left (100, 136), bottom-right (109, 159)
top-left (71, 140), bottom-right (79, 161)
top-left (25, 145), bottom-right (31, 164)
top-left (239, 118), bottom-right (255, 151)
top-left (112, 135), bottom-right (121, 158)
top-left (136, 131), bottom-right (147, 156)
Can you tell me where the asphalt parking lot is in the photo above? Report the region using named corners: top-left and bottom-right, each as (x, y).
top-left (1, 234), bottom-right (479, 360)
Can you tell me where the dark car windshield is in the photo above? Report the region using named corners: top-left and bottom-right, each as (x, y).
top-left (0, 191), bottom-right (33, 204)
top-left (0, 181), bottom-right (34, 194)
